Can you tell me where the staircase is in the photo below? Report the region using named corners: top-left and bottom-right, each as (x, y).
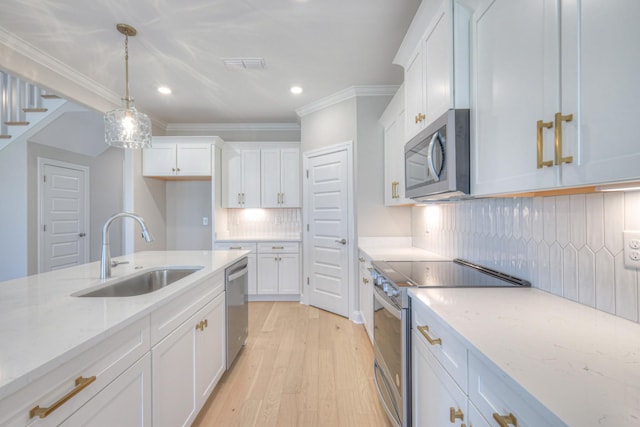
top-left (0, 70), bottom-right (69, 151)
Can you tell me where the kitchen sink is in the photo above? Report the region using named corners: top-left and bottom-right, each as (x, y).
top-left (74, 266), bottom-right (203, 297)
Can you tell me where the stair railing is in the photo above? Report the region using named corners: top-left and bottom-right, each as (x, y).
top-left (0, 70), bottom-right (50, 139)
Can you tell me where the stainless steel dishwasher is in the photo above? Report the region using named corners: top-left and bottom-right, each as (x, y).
top-left (225, 257), bottom-right (248, 369)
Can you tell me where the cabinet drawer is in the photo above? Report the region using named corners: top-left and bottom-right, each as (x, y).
top-left (469, 352), bottom-right (565, 427)
top-left (150, 271), bottom-right (224, 345)
top-left (0, 317), bottom-right (150, 426)
top-left (257, 242), bottom-right (299, 253)
top-left (411, 296), bottom-right (467, 392)
top-left (214, 242), bottom-right (257, 253)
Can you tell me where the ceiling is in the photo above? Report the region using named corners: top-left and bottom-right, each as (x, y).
top-left (0, 0), bottom-right (420, 127)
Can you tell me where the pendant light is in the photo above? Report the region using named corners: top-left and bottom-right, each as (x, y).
top-left (104, 23), bottom-right (151, 149)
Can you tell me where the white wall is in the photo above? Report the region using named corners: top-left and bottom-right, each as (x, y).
top-left (300, 95), bottom-right (412, 238)
top-left (166, 181), bottom-right (212, 250)
top-left (0, 141), bottom-right (28, 281)
top-left (411, 192), bottom-right (640, 323)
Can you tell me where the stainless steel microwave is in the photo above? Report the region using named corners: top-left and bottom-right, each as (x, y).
top-left (404, 109), bottom-right (470, 202)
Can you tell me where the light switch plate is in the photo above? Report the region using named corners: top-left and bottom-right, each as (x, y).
top-left (623, 230), bottom-right (640, 268)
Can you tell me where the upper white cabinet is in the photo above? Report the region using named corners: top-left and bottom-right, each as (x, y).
top-left (143, 136), bottom-right (221, 178)
top-left (261, 148), bottom-right (301, 208)
top-left (222, 142), bottom-right (301, 209)
top-left (395, 0), bottom-right (471, 141)
top-left (380, 85), bottom-right (413, 206)
top-left (222, 147), bottom-right (261, 208)
top-left (471, 0), bottom-right (640, 195)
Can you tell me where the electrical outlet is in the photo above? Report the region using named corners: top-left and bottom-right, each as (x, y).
top-left (202, 217), bottom-right (209, 226)
top-left (623, 231), bottom-right (640, 268)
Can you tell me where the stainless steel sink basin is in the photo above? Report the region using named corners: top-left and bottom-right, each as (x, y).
top-left (75, 266), bottom-right (203, 297)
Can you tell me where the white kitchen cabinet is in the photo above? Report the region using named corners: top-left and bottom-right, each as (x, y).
top-left (257, 242), bottom-right (300, 295)
top-left (396, 0), bottom-right (471, 141)
top-left (469, 352), bottom-right (562, 427)
top-left (152, 292), bottom-right (226, 427)
top-left (472, 0), bottom-right (640, 196)
top-left (357, 250), bottom-right (374, 343)
top-left (412, 328), bottom-right (468, 427)
top-left (380, 86), bottom-right (413, 206)
top-left (143, 136), bottom-right (219, 178)
top-left (0, 318), bottom-right (150, 427)
top-left (60, 353), bottom-right (151, 427)
top-left (261, 148), bottom-right (300, 208)
top-left (214, 242), bottom-right (257, 295)
top-left (222, 147), bottom-right (261, 208)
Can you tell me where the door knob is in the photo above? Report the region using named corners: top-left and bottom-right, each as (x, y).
top-left (78, 232), bottom-right (86, 237)
top-left (335, 238), bottom-right (347, 245)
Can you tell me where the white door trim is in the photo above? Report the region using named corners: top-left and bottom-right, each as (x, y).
top-left (37, 157), bottom-right (90, 273)
top-left (302, 141), bottom-right (358, 321)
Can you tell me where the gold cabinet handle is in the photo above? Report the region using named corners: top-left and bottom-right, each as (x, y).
top-left (417, 325), bottom-right (442, 345)
top-left (362, 278), bottom-right (369, 284)
top-left (196, 321), bottom-right (203, 331)
top-left (449, 406), bottom-right (464, 423)
top-left (272, 246), bottom-right (284, 250)
top-left (554, 112), bottom-right (574, 165)
top-left (536, 120), bottom-right (553, 168)
top-left (203, 319), bottom-right (208, 328)
top-left (229, 246), bottom-right (242, 250)
top-left (493, 412), bottom-right (518, 427)
top-left (29, 376), bottom-right (97, 419)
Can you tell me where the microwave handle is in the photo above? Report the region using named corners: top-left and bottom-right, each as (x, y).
top-left (427, 133), bottom-right (441, 182)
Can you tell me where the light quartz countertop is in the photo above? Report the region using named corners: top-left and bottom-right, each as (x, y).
top-left (215, 234), bottom-right (301, 242)
top-left (409, 287), bottom-right (640, 426)
top-left (0, 250), bottom-right (248, 401)
top-left (358, 237), bottom-right (448, 261)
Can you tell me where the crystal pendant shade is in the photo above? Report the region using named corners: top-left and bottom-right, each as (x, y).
top-left (104, 23), bottom-right (151, 149)
top-left (104, 100), bottom-right (151, 149)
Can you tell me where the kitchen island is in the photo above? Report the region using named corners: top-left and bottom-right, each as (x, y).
top-left (0, 250), bottom-right (248, 425)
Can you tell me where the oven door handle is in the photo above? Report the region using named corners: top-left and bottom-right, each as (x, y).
top-left (373, 288), bottom-right (401, 320)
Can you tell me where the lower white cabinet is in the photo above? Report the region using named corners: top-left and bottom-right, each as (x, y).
top-left (412, 328), bottom-right (467, 427)
top-left (60, 353), bottom-right (152, 427)
top-left (256, 242), bottom-right (300, 296)
top-left (0, 317), bottom-right (150, 427)
top-left (152, 292), bottom-right (226, 427)
top-left (411, 295), bottom-right (564, 427)
top-left (358, 250), bottom-right (374, 343)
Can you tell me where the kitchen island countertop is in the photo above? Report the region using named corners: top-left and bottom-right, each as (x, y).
top-left (410, 287), bottom-right (640, 426)
top-left (0, 250), bottom-right (248, 401)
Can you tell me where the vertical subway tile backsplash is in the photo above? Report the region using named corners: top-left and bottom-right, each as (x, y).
top-left (412, 191), bottom-right (640, 323)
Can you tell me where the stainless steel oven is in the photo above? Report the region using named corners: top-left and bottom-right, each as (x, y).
top-left (372, 270), bottom-right (411, 427)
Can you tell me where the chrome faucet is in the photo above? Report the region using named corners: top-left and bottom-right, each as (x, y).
top-left (101, 212), bottom-right (153, 280)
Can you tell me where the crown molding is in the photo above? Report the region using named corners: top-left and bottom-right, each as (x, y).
top-left (0, 26), bottom-right (121, 105)
top-left (295, 85), bottom-right (399, 118)
top-left (165, 122), bottom-right (301, 133)
top-left (0, 26), bottom-right (168, 131)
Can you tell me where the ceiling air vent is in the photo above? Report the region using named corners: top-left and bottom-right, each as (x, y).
top-left (223, 58), bottom-right (266, 70)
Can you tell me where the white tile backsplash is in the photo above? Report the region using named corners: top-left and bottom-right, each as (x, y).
top-left (224, 208), bottom-right (301, 237)
top-left (412, 192), bottom-right (640, 323)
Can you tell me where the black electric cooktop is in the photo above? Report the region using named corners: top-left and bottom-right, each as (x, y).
top-left (372, 258), bottom-right (531, 288)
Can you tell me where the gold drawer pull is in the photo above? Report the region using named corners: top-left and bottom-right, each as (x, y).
top-left (272, 246), bottom-right (284, 250)
top-left (554, 112), bottom-right (573, 165)
top-left (450, 406), bottom-right (464, 423)
top-left (536, 119), bottom-right (553, 168)
top-left (362, 278), bottom-right (369, 284)
top-left (493, 412), bottom-right (518, 427)
top-left (29, 376), bottom-right (97, 419)
top-left (229, 246), bottom-right (242, 250)
top-left (417, 325), bottom-right (442, 346)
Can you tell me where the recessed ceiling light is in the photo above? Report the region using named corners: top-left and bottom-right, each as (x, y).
top-left (157, 86), bottom-right (172, 95)
top-left (290, 86), bottom-right (303, 95)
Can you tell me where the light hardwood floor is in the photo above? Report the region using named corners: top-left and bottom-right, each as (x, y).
top-left (193, 301), bottom-right (392, 427)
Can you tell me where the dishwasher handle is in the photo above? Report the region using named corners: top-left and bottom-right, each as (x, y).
top-left (227, 266), bottom-right (248, 282)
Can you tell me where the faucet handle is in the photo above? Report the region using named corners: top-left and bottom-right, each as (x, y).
top-left (111, 260), bottom-right (130, 268)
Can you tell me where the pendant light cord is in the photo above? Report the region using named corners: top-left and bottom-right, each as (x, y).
top-left (124, 33), bottom-right (131, 109)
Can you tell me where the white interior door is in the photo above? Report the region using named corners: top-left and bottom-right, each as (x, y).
top-left (39, 160), bottom-right (89, 272)
top-left (304, 147), bottom-right (351, 318)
